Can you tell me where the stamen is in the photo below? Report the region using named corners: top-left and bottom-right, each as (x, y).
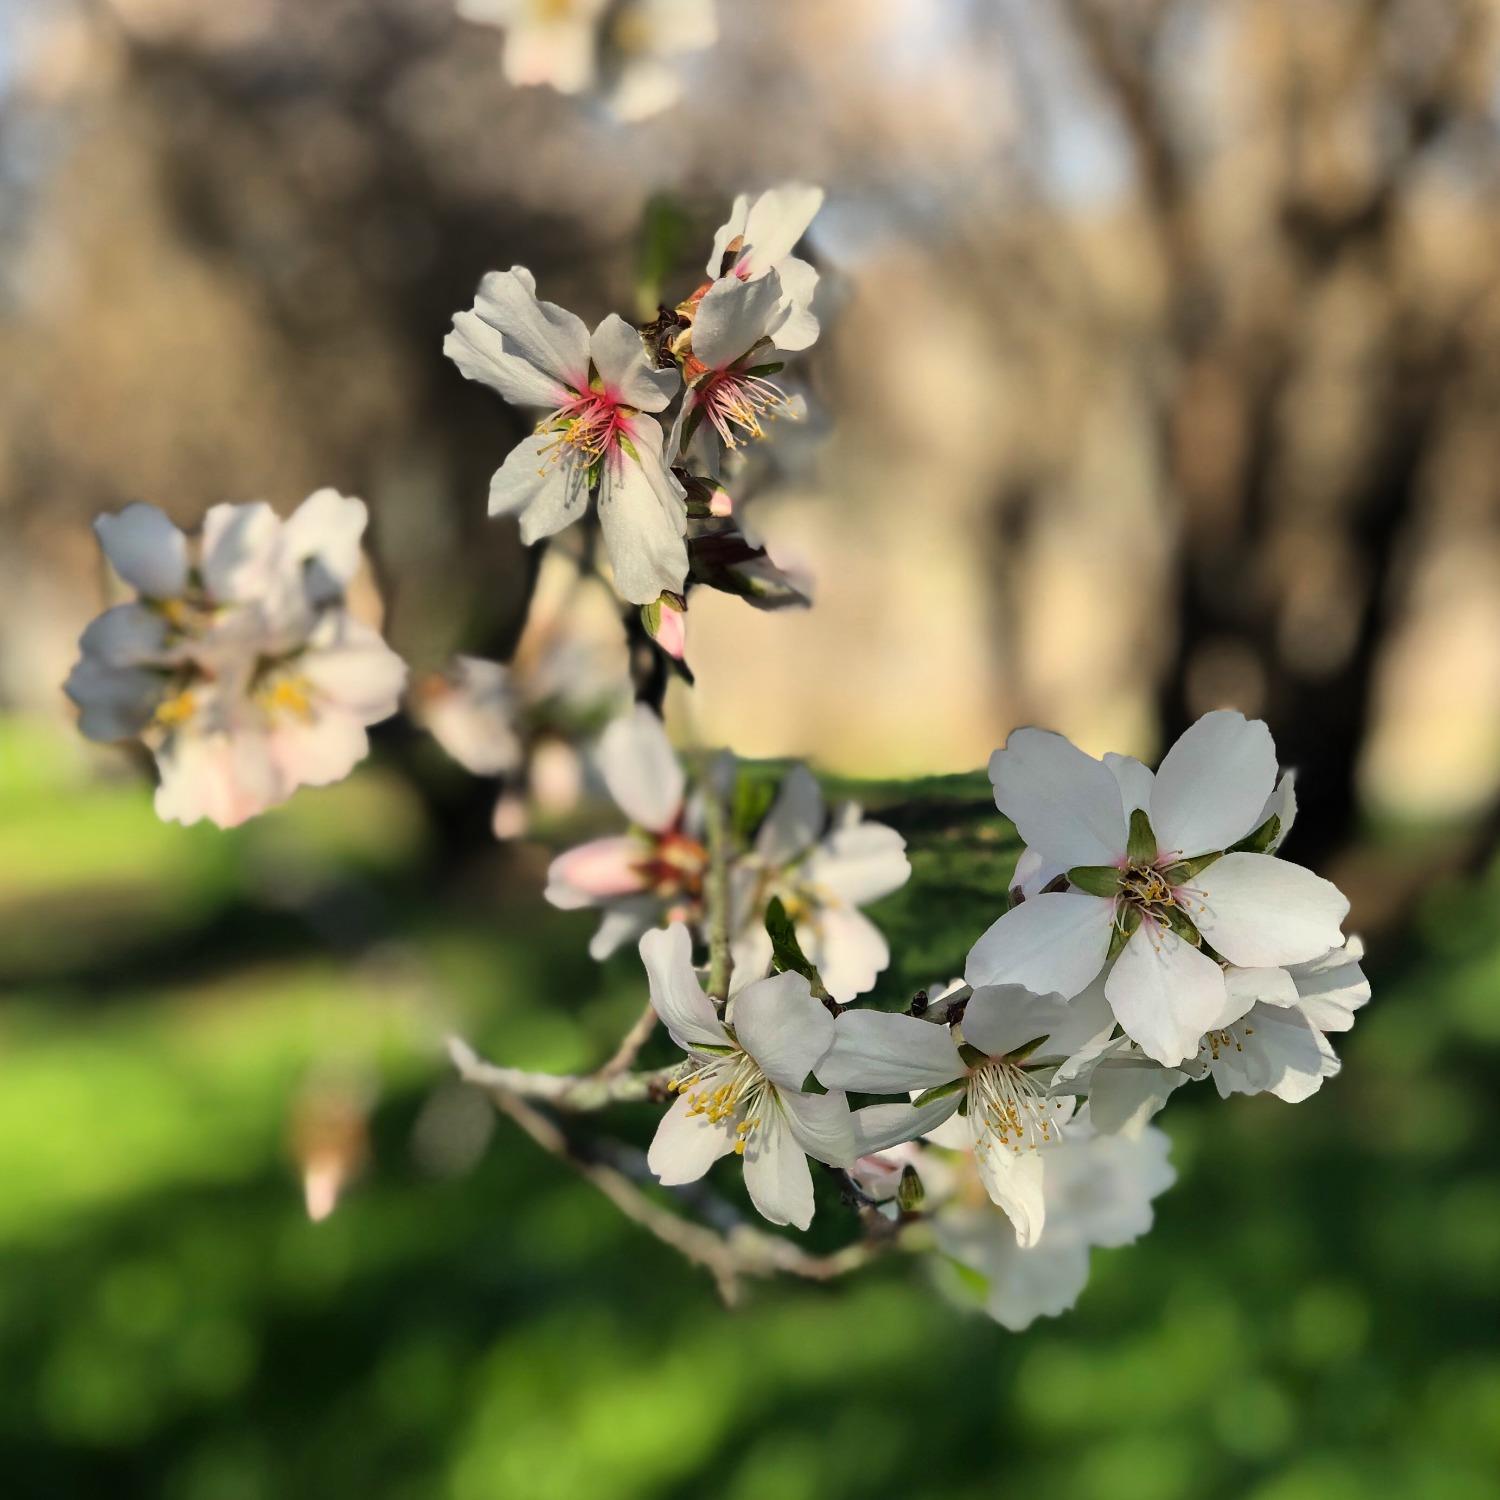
top-left (260, 676), bottom-right (316, 722)
top-left (535, 392), bottom-right (623, 473)
top-left (153, 688), bottom-right (198, 729)
top-left (968, 1060), bottom-right (1066, 1156)
top-left (695, 370), bottom-right (792, 450)
top-left (669, 1051), bottom-right (772, 1153)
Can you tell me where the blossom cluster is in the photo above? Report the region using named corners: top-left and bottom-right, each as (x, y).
top-left (60, 176), bottom-right (1369, 1334)
top-left (632, 711), bottom-right (1367, 1328)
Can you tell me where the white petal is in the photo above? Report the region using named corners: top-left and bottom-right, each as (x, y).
top-left (78, 605), bottom-right (170, 666)
top-left (802, 906), bottom-right (890, 1004)
top-left (589, 314), bottom-right (679, 411)
top-left (815, 1010), bottom-right (963, 1093)
top-left (545, 837), bottom-right (650, 908)
top-left (487, 435), bottom-right (591, 543)
top-left (728, 923), bottom-right (774, 994)
top-left (755, 764), bottom-right (824, 865)
top-left (962, 985), bottom-right (1072, 1061)
top-left (739, 184), bottom-right (824, 278)
top-left (1223, 965), bottom-right (1299, 1012)
top-left (588, 899), bottom-right (658, 961)
top-left (466, 267), bottom-right (590, 394)
top-left (850, 1095), bottom-right (962, 1155)
top-left (1038, 973), bottom-right (1120, 1068)
top-left (281, 489), bottom-right (367, 601)
top-left (970, 1132), bottom-right (1048, 1248)
top-left (445, 309), bottom-right (572, 409)
top-left (638, 923), bottom-right (730, 1052)
top-left (1085, 1057), bottom-right (1188, 1136)
top-left (691, 274), bottom-right (784, 370)
top-left (1104, 752), bottom-right (1154, 816)
top-left (741, 1108), bottom-right (816, 1229)
top-left (964, 893), bottom-right (1113, 998)
top-left (803, 820), bottom-right (910, 906)
top-left (778, 1087), bottom-right (855, 1168)
top-left (266, 712), bottom-right (369, 791)
top-left (299, 618), bottom-right (407, 721)
top-left (94, 505), bottom-right (189, 599)
top-left (1104, 921), bottom-right (1232, 1066)
top-left (64, 658), bottom-right (165, 741)
top-left (153, 726), bottom-right (284, 829)
top-left (1149, 710), bottom-right (1277, 858)
top-left (647, 1089), bottom-right (737, 1185)
top-left (1258, 771), bottom-right (1298, 852)
top-left (988, 727), bottom-right (1129, 868)
top-left (729, 970), bottom-right (833, 1089)
top-left (707, 192), bottom-right (750, 277)
top-left (1289, 940), bottom-right (1370, 1033)
top-left (767, 255), bottom-right (820, 352)
top-left (1010, 846), bottom-right (1066, 899)
top-left (1190, 853), bottom-right (1349, 967)
top-left (200, 501), bottom-right (281, 604)
top-left (597, 417), bottom-right (688, 604)
top-left (597, 706), bottom-right (683, 832)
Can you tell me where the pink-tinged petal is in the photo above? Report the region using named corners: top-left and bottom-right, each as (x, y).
top-left (728, 970), bottom-right (832, 1089)
top-left (647, 1088), bottom-right (737, 1185)
top-left (962, 985), bottom-right (1072, 1062)
top-left (597, 705), bottom-right (683, 832)
top-left (1104, 921), bottom-right (1233, 1066)
top-left (1189, 852), bottom-right (1349, 967)
top-left (94, 504), bottom-right (189, 599)
top-left (816, 1010), bottom-right (963, 1094)
top-left (587, 899), bottom-right (657, 961)
top-left (266, 712), bottom-right (369, 792)
top-left (741, 1108), bottom-right (816, 1229)
top-left (707, 192), bottom-right (751, 277)
top-left (692, 275), bottom-right (785, 371)
top-left (1149, 710), bottom-right (1277, 859)
top-left (777, 1087), bottom-right (855, 1168)
top-left (153, 727), bottom-right (284, 830)
top-left (739, 184), bottom-right (825, 279)
top-left (299, 617), bottom-right (407, 721)
top-left (544, 836), bottom-right (649, 907)
top-left (988, 727), bottom-right (1129, 868)
top-left (589, 314), bottom-right (679, 411)
top-left (638, 923), bottom-right (730, 1053)
top-left (597, 417), bottom-right (688, 604)
top-left (965, 893), bottom-right (1114, 999)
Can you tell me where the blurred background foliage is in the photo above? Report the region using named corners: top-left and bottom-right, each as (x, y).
top-left (3, 0), bottom-right (1500, 1495)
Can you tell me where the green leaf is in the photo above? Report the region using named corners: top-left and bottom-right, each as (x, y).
top-left (765, 897), bottom-right (829, 999)
top-left (1068, 865), bottom-right (1123, 897)
top-left (1161, 851), bottom-right (1224, 884)
top-left (1127, 808), bottom-right (1158, 865)
top-left (1107, 903), bottom-right (1142, 960)
top-left (1231, 815), bottom-right (1281, 854)
top-left (1162, 906), bottom-right (1203, 947)
top-left (912, 1076), bottom-right (968, 1110)
top-left (731, 774), bottom-right (777, 847)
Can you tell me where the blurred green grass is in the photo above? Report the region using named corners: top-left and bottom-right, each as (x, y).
top-left (2, 716), bottom-right (1498, 1499)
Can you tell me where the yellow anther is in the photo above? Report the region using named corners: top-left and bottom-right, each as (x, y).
top-left (153, 688), bottom-right (198, 729)
top-left (262, 676), bottom-right (315, 721)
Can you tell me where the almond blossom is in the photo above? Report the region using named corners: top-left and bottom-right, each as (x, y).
top-left (926, 1109), bottom-right (1176, 1331)
top-left (730, 765), bottom-right (910, 1002)
top-left (544, 705), bottom-right (705, 958)
top-left (641, 923), bottom-right (854, 1230)
top-left (445, 267), bottom-right (687, 603)
top-left (966, 710), bottom-right (1350, 1068)
top-left (818, 983), bottom-right (1116, 1246)
top-left (65, 491), bottom-right (406, 829)
top-left (706, 184), bottom-right (824, 351)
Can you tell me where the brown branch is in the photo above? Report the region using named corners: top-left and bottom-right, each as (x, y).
top-left (597, 1001), bottom-right (659, 1079)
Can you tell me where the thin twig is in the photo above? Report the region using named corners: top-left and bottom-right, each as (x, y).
top-left (598, 1001), bottom-right (659, 1079)
top-left (448, 1036), bottom-right (673, 1111)
top-left (451, 1038), bottom-right (888, 1305)
top-left (704, 770), bottom-right (734, 1002)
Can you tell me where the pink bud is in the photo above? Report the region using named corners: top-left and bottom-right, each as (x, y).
top-left (655, 601), bottom-right (687, 661)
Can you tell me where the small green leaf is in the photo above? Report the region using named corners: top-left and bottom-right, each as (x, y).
top-left (799, 1070), bottom-right (829, 1095)
top-left (896, 1165), bottom-right (925, 1213)
top-left (731, 774), bottom-right (776, 846)
top-left (1231, 814), bottom-right (1280, 854)
top-left (765, 896), bottom-right (829, 999)
top-left (912, 1076), bottom-right (968, 1110)
top-left (1127, 808), bottom-right (1157, 865)
top-left (1162, 906), bottom-right (1203, 947)
top-left (640, 599), bottom-right (661, 637)
top-left (1068, 865), bottom-right (1123, 897)
top-left (617, 433), bottom-right (641, 464)
top-left (957, 1042), bottom-right (988, 1069)
top-left (692, 1042), bottom-right (737, 1057)
top-left (743, 361), bottom-right (785, 378)
top-left (1107, 903), bottom-right (1142, 960)
top-left (1161, 851), bottom-right (1224, 884)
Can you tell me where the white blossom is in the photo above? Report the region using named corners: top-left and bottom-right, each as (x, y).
top-left (819, 983), bottom-right (1117, 1246)
top-left (927, 1109), bottom-right (1176, 1331)
top-left (544, 705), bottom-right (704, 958)
top-left (967, 711), bottom-right (1350, 1068)
top-left (65, 492), bottom-right (405, 829)
top-left (445, 267), bottom-right (687, 604)
top-left (730, 766), bottom-right (910, 1002)
top-left (705, 184), bottom-right (823, 351)
top-left (642, 923), bottom-right (854, 1229)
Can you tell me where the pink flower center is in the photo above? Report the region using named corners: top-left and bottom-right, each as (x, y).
top-left (537, 389), bottom-right (628, 470)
